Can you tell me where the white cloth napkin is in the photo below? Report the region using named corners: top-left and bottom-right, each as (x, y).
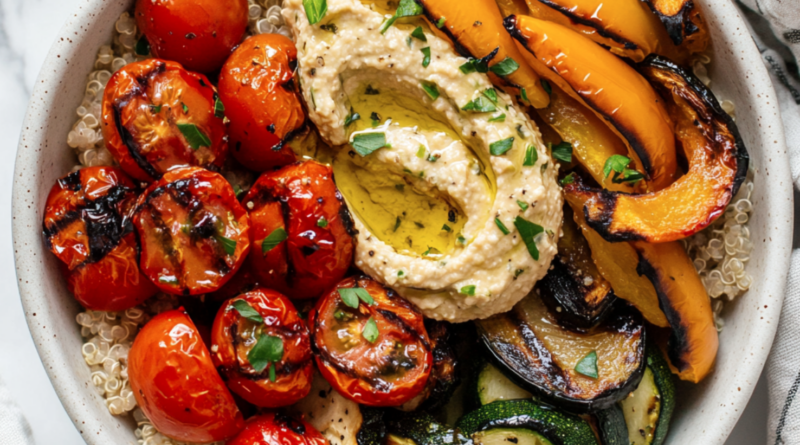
top-left (0, 374), bottom-right (33, 445)
top-left (737, 1), bottom-right (800, 443)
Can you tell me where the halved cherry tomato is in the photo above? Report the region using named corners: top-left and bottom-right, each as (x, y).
top-left (128, 308), bottom-right (245, 443)
top-left (227, 413), bottom-right (326, 445)
top-left (243, 161), bottom-right (355, 299)
top-left (101, 59), bottom-right (228, 183)
top-left (210, 288), bottom-right (313, 407)
top-left (135, 0), bottom-right (248, 74)
top-left (133, 167), bottom-right (250, 295)
top-left (218, 33), bottom-right (305, 171)
top-left (309, 276), bottom-right (433, 407)
top-left (42, 167), bottom-right (157, 311)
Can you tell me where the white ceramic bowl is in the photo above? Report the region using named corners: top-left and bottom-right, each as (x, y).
top-left (12, 0), bottom-right (793, 443)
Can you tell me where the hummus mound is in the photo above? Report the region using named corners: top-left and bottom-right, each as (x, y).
top-left (283, 0), bottom-right (562, 322)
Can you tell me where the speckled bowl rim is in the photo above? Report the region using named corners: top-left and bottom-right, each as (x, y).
top-left (11, 0), bottom-right (793, 443)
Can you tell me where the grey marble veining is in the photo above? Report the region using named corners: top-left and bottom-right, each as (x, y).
top-left (0, 0), bottom-right (770, 444)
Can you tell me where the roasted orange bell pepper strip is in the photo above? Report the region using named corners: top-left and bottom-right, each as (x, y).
top-left (506, 15), bottom-right (677, 191)
top-left (644, 0), bottom-right (709, 54)
top-left (580, 56), bottom-right (749, 243)
top-left (418, 0), bottom-right (550, 108)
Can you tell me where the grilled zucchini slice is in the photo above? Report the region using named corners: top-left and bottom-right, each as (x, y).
top-left (619, 348), bottom-right (676, 445)
top-left (475, 361), bottom-right (533, 405)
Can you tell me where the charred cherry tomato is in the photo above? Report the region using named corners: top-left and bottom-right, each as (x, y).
top-left (101, 59), bottom-right (228, 182)
top-left (227, 413), bottom-right (326, 445)
top-left (135, 0), bottom-right (248, 74)
top-left (218, 33), bottom-right (305, 171)
top-left (210, 288), bottom-right (313, 407)
top-left (133, 167), bottom-right (250, 295)
top-left (243, 161), bottom-right (355, 299)
top-left (42, 167), bottom-right (157, 311)
top-left (309, 276), bottom-right (433, 407)
top-left (128, 309), bottom-right (245, 442)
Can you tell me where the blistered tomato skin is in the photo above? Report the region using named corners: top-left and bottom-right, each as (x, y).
top-left (135, 0), bottom-right (248, 74)
top-left (42, 167), bottom-right (157, 311)
top-left (218, 33), bottom-right (305, 171)
top-left (227, 413), bottom-right (326, 445)
top-left (133, 167), bottom-right (250, 295)
top-left (128, 309), bottom-right (245, 443)
top-left (243, 161), bottom-right (355, 299)
top-left (210, 288), bottom-right (313, 407)
top-left (309, 276), bottom-right (433, 407)
top-left (101, 59), bottom-right (228, 183)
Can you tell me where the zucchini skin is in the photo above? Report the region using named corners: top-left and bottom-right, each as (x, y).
top-left (457, 399), bottom-right (599, 445)
top-left (385, 411), bottom-right (463, 445)
top-left (648, 348), bottom-right (676, 445)
top-left (357, 407), bottom-right (386, 445)
top-left (594, 404), bottom-right (629, 445)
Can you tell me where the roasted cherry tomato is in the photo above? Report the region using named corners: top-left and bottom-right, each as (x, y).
top-left (210, 288), bottom-right (313, 407)
top-left (101, 59), bottom-right (228, 182)
top-left (135, 0), bottom-right (248, 74)
top-left (309, 276), bottom-right (433, 407)
top-left (242, 161), bottom-right (355, 299)
top-left (42, 167), bottom-right (157, 311)
top-left (128, 309), bottom-right (245, 443)
top-left (227, 413), bottom-right (326, 445)
top-left (218, 33), bottom-right (305, 171)
top-left (133, 167), bottom-right (250, 295)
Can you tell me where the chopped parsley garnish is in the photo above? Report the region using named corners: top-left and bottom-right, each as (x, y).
top-left (488, 113), bottom-right (506, 122)
top-left (457, 234), bottom-right (466, 245)
top-left (495, 218), bottom-right (510, 235)
top-left (551, 141), bottom-right (573, 163)
top-left (394, 217), bottom-right (401, 232)
top-left (483, 88), bottom-right (498, 104)
top-left (560, 172), bottom-right (576, 186)
top-left (411, 26), bottom-right (427, 42)
top-left (262, 227), bottom-right (288, 254)
top-left (460, 285), bottom-right (476, 296)
top-left (338, 287), bottom-right (375, 308)
top-left (514, 216), bottom-right (544, 260)
top-left (232, 300), bottom-right (263, 324)
top-left (421, 81), bottom-right (440, 100)
top-left (214, 97), bottom-right (225, 119)
top-left (370, 111), bottom-right (381, 126)
top-left (427, 154), bottom-right (439, 162)
top-left (344, 108), bottom-right (361, 127)
top-left (248, 334), bottom-right (283, 381)
top-left (575, 350), bottom-right (599, 379)
top-left (416, 145), bottom-right (426, 158)
top-left (460, 58), bottom-right (489, 74)
top-left (181, 102), bottom-right (189, 114)
top-left (380, 0), bottom-right (423, 33)
top-left (421, 47), bottom-right (431, 67)
top-left (489, 137), bottom-right (514, 156)
top-left (150, 104), bottom-right (162, 114)
top-left (135, 36), bottom-right (150, 56)
top-left (320, 23), bottom-right (338, 33)
top-left (398, 270), bottom-right (405, 277)
top-left (603, 154), bottom-right (644, 185)
top-left (177, 124), bottom-right (211, 150)
top-left (517, 200), bottom-right (529, 211)
top-left (521, 87), bottom-right (529, 103)
top-left (541, 79), bottom-right (552, 95)
top-left (442, 224), bottom-right (451, 232)
top-left (514, 268), bottom-right (525, 278)
top-left (436, 17), bottom-right (446, 28)
top-left (302, 0), bottom-right (328, 25)
top-left (541, 163), bottom-right (548, 173)
top-left (233, 184), bottom-right (245, 199)
top-left (352, 132), bottom-right (388, 156)
top-left (490, 57), bottom-right (520, 77)
top-left (462, 96), bottom-right (496, 113)
top-left (362, 317), bottom-right (380, 343)
top-left (217, 235), bottom-right (237, 256)
top-left (317, 217), bottom-right (328, 228)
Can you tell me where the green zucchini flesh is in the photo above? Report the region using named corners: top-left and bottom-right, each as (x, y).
top-left (619, 349), bottom-right (675, 445)
top-left (473, 428), bottom-right (555, 445)
top-left (476, 362), bottom-right (533, 405)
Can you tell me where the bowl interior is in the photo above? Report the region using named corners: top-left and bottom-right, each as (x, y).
top-left (12, 0), bottom-right (793, 443)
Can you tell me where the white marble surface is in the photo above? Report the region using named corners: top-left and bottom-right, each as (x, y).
top-left (0, 0), bottom-right (775, 443)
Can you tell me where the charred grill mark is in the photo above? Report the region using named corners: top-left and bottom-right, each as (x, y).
top-left (537, 0), bottom-right (638, 50)
top-left (225, 317), bottom-right (312, 380)
top-left (537, 257), bottom-right (617, 330)
top-left (57, 171), bottom-right (82, 192)
top-left (274, 413), bottom-right (306, 435)
top-left (377, 309), bottom-right (430, 350)
top-left (477, 416), bottom-right (568, 445)
top-left (510, 309), bottom-right (569, 390)
top-left (270, 120), bottom-right (308, 152)
top-left (642, 0), bottom-right (696, 45)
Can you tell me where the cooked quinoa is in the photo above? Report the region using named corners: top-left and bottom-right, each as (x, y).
top-left (70, 5), bottom-right (755, 444)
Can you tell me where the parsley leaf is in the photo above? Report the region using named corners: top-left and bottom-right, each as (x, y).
top-left (495, 218), bottom-right (510, 235)
top-left (411, 26), bottom-right (427, 42)
top-left (462, 96), bottom-right (496, 113)
top-left (416, 145), bottom-right (426, 158)
top-left (517, 200), bottom-right (529, 211)
top-left (303, 0), bottom-right (328, 25)
top-left (490, 57), bottom-right (520, 77)
top-left (177, 124), bottom-right (211, 150)
top-left (232, 300), bottom-right (263, 324)
top-left (262, 228), bottom-right (288, 255)
top-left (489, 137), bottom-right (514, 156)
top-left (560, 172), bottom-right (576, 186)
top-left (380, 0), bottom-right (422, 33)
top-left (421, 47), bottom-right (431, 68)
top-left (248, 334), bottom-right (283, 374)
top-left (551, 141), bottom-right (573, 163)
top-left (317, 217), bottom-right (328, 228)
top-left (135, 36), bottom-right (150, 56)
top-left (344, 108), bottom-right (361, 127)
top-left (514, 216), bottom-right (544, 260)
top-left (436, 17), bottom-right (446, 28)
top-left (421, 81), bottom-right (440, 100)
top-left (483, 88), bottom-right (498, 104)
top-left (217, 235), bottom-right (237, 256)
top-left (488, 113), bottom-right (506, 122)
top-left (524, 146), bottom-right (538, 166)
top-left (604, 154), bottom-right (631, 178)
top-left (362, 317), bottom-right (379, 343)
top-left (541, 79), bottom-right (552, 95)
top-left (352, 132), bottom-right (388, 156)
top-left (338, 288), bottom-right (375, 309)
top-left (575, 350), bottom-right (599, 379)
top-left (460, 285), bottom-right (476, 296)
top-left (214, 97), bottom-right (225, 119)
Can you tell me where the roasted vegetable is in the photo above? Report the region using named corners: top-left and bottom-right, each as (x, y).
top-left (578, 56), bottom-right (749, 243)
top-left (398, 320), bottom-right (460, 411)
top-left (473, 361), bottom-right (533, 406)
top-left (537, 205), bottom-right (617, 329)
top-left (643, 0), bottom-right (709, 52)
top-left (634, 241), bottom-right (718, 382)
top-left (457, 399), bottom-right (600, 445)
top-left (594, 404), bottom-right (630, 445)
top-left (477, 292), bottom-right (645, 412)
top-left (564, 188), bottom-right (668, 328)
top-left (226, 413), bottom-right (326, 445)
top-left (416, 0), bottom-right (549, 108)
top-left (506, 15), bottom-right (677, 191)
top-left (385, 412), bottom-right (463, 445)
top-left (522, 0), bottom-right (682, 63)
top-left (619, 346), bottom-right (676, 445)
